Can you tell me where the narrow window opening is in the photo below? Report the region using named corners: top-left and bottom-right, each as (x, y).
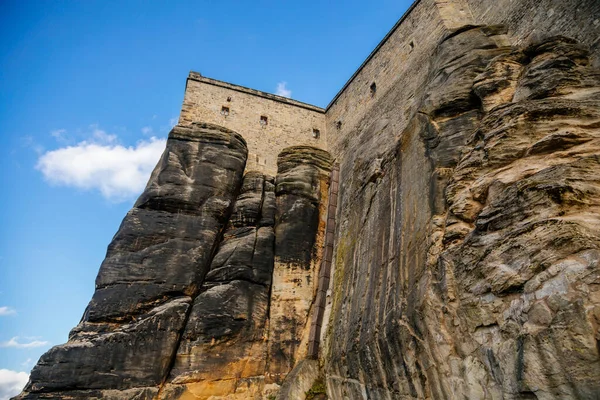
top-left (221, 106), bottom-right (230, 116)
top-left (260, 115), bottom-right (268, 126)
top-left (409, 41), bottom-right (415, 51)
top-left (226, 96), bottom-right (232, 102)
top-left (336, 121), bottom-right (342, 130)
top-left (370, 82), bottom-right (377, 96)
top-left (312, 128), bottom-right (321, 139)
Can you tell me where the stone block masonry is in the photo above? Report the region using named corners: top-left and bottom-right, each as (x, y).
top-left (179, 73), bottom-right (326, 176)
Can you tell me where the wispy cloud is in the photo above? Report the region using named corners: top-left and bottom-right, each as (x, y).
top-left (50, 129), bottom-right (68, 142)
top-left (89, 125), bottom-right (117, 144)
top-left (37, 126), bottom-right (166, 202)
top-left (276, 82), bottom-right (292, 98)
top-left (0, 307), bottom-right (16, 316)
top-left (21, 136), bottom-right (45, 155)
top-left (0, 369), bottom-right (29, 399)
top-left (141, 126), bottom-right (153, 135)
top-left (169, 117), bottom-right (178, 128)
top-left (0, 337), bottom-right (49, 349)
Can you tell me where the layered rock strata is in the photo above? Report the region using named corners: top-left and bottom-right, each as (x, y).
top-left (16, 134), bottom-right (333, 399)
top-left (159, 172), bottom-right (276, 399)
top-left (324, 27), bottom-right (600, 399)
top-left (17, 123), bottom-right (249, 399)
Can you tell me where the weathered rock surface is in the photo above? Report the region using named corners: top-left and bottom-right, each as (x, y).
top-left (159, 172), bottom-right (276, 399)
top-left (325, 27), bottom-right (600, 399)
top-left (16, 139), bottom-right (334, 400)
top-left (16, 123), bottom-right (248, 399)
top-left (268, 146), bottom-right (332, 384)
top-left (16, 19), bottom-right (600, 400)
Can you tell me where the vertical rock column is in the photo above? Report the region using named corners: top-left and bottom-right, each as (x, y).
top-left (267, 146), bottom-right (332, 385)
top-left (308, 163), bottom-right (340, 359)
top-left (159, 172), bottom-right (276, 400)
top-left (16, 123), bottom-right (247, 400)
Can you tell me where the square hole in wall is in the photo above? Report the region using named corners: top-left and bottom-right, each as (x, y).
top-left (260, 115), bottom-right (268, 126)
top-left (312, 128), bottom-right (320, 139)
top-left (221, 106), bottom-right (230, 116)
top-left (336, 121), bottom-right (342, 130)
top-left (370, 82), bottom-right (377, 96)
top-left (226, 96), bottom-right (232, 102)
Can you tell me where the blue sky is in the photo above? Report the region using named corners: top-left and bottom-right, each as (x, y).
top-left (0, 0), bottom-right (411, 397)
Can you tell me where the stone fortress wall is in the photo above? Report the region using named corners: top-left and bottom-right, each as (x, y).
top-left (180, 0), bottom-right (599, 174)
top-left (178, 72), bottom-right (326, 176)
top-left (324, 0), bottom-right (600, 160)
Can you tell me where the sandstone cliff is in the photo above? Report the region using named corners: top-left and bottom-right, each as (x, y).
top-left (15, 21), bottom-right (600, 400)
top-left (324, 27), bottom-right (600, 399)
top-left (15, 125), bottom-right (333, 399)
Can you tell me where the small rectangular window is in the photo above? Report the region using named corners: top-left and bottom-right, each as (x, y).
top-left (370, 82), bottom-right (377, 96)
top-left (260, 115), bottom-right (268, 125)
top-left (312, 129), bottom-right (320, 139)
top-left (221, 106), bottom-right (230, 116)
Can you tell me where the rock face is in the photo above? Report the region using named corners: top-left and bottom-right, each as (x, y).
top-left (324, 27), bottom-right (600, 399)
top-left (16, 134), bottom-right (333, 399)
top-left (16, 20), bottom-right (600, 400)
top-left (17, 123), bottom-right (249, 399)
top-left (159, 171), bottom-right (276, 399)
top-left (268, 147), bottom-right (332, 383)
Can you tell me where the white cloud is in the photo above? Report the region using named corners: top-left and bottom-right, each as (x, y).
top-left (141, 126), bottom-right (153, 135)
top-left (36, 127), bottom-right (166, 202)
top-left (0, 370), bottom-right (28, 399)
top-left (276, 82), bottom-right (292, 98)
top-left (169, 117), bottom-right (178, 128)
top-left (20, 359), bottom-right (32, 368)
top-left (0, 307), bottom-right (16, 317)
top-left (0, 337), bottom-right (49, 349)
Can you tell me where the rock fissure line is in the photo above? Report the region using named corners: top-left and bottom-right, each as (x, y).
top-left (308, 163), bottom-right (339, 359)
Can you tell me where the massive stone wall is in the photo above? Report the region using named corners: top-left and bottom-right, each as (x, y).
top-left (179, 73), bottom-right (326, 175)
top-left (324, 0), bottom-right (453, 158)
